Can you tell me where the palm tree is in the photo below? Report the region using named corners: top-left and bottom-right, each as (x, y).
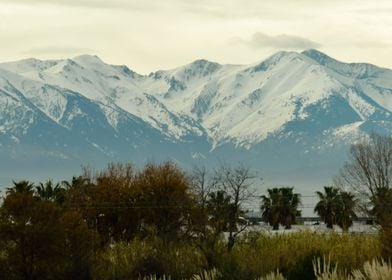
top-left (261, 188), bottom-right (281, 230)
top-left (280, 187), bottom-right (301, 229)
top-left (61, 176), bottom-right (92, 206)
top-left (36, 180), bottom-right (65, 205)
top-left (61, 176), bottom-right (90, 190)
top-left (261, 187), bottom-right (301, 230)
top-left (6, 180), bottom-right (35, 195)
top-left (336, 191), bottom-right (357, 232)
top-left (371, 187), bottom-right (392, 225)
top-left (314, 186), bottom-right (341, 229)
top-left (206, 190), bottom-right (233, 233)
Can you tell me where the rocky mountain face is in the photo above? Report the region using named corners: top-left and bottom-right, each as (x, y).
top-left (0, 50), bottom-right (391, 187)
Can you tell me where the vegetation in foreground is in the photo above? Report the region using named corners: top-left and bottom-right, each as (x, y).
top-left (0, 134), bottom-right (391, 279)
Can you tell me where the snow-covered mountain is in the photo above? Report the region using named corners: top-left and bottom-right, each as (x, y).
top-left (1, 50), bottom-right (391, 186)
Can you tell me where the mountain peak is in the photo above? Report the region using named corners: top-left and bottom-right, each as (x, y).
top-left (0, 57), bottom-right (59, 74)
top-left (301, 49), bottom-right (332, 65)
top-left (250, 51), bottom-right (299, 72)
top-left (190, 59), bottom-right (220, 66)
top-left (187, 59), bottom-right (221, 72)
top-left (170, 59), bottom-right (222, 79)
top-left (72, 54), bottom-right (104, 65)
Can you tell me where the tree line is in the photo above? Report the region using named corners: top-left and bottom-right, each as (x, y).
top-left (0, 133), bottom-right (390, 279)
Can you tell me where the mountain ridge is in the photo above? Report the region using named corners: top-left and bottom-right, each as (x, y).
top-left (0, 50), bottom-right (391, 188)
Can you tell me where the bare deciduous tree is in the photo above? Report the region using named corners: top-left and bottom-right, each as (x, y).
top-left (213, 163), bottom-right (257, 252)
top-left (336, 134), bottom-right (392, 223)
top-left (189, 165), bottom-right (216, 209)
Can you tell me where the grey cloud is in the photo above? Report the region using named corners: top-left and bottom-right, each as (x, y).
top-left (249, 32), bottom-right (321, 50)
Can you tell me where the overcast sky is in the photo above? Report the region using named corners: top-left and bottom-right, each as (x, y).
top-left (1, 0), bottom-right (391, 73)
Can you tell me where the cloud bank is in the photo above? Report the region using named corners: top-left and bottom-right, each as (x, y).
top-left (0, 0), bottom-right (391, 73)
top-left (249, 32), bottom-right (321, 50)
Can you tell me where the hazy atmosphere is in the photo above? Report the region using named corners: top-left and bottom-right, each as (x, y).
top-left (1, 1), bottom-right (392, 279)
top-left (1, 0), bottom-right (392, 73)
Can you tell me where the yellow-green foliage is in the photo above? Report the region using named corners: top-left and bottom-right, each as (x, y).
top-left (93, 237), bottom-right (206, 280)
top-left (229, 231), bottom-right (381, 277)
top-left (92, 231), bottom-right (381, 279)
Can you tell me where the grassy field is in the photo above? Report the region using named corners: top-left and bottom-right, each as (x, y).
top-left (92, 231), bottom-right (382, 279)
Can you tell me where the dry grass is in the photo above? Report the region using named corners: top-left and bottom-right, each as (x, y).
top-left (257, 271), bottom-right (285, 280)
top-left (231, 231), bottom-right (381, 276)
top-left (133, 259), bottom-right (392, 280)
top-left (313, 257), bottom-right (392, 280)
top-left (93, 231), bottom-right (382, 279)
top-left (351, 259), bottom-right (392, 280)
top-left (192, 269), bottom-right (220, 280)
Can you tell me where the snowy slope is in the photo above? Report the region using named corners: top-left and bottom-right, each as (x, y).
top-left (0, 55), bottom-right (204, 140)
top-left (0, 50), bottom-right (391, 185)
top-left (139, 50), bottom-right (392, 147)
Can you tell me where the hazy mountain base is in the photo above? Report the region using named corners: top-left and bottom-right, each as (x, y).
top-left (1, 49), bottom-right (392, 191)
top-left (0, 131), bottom-right (348, 188)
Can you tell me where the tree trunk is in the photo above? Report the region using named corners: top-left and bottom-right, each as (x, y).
top-left (285, 217), bottom-right (292, 229)
top-left (227, 234), bottom-right (235, 252)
